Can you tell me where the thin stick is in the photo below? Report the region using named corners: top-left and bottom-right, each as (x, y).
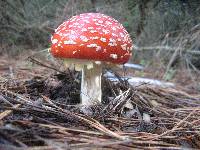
top-left (0, 104), bottom-right (21, 120)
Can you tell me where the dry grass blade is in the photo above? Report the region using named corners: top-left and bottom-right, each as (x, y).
top-left (0, 104), bottom-right (21, 120)
top-left (38, 124), bottom-right (103, 136)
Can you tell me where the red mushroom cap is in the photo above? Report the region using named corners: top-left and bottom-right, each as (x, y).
top-left (50, 13), bottom-right (133, 64)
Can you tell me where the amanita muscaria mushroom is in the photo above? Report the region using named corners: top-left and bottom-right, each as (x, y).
top-left (50, 13), bottom-right (133, 106)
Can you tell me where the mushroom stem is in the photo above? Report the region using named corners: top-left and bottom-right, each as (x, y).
top-left (81, 64), bottom-right (102, 105)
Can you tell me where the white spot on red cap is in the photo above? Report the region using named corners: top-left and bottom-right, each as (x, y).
top-left (130, 45), bottom-right (133, 50)
top-left (112, 27), bottom-right (116, 31)
top-left (73, 22), bottom-right (79, 26)
top-left (80, 35), bottom-right (89, 42)
top-left (90, 30), bottom-right (97, 33)
top-left (108, 38), bottom-right (117, 46)
top-left (100, 37), bottom-right (106, 42)
top-left (84, 16), bottom-right (90, 19)
top-left (81, 28), bottom-right (87, 32)
top-left (109, 38), bottom-right (116, 43)
top-left (105, 21), bottom-right (112, 25)
top-left (121, 44), bottom-right (127, 50)
top-left (120, 32), bottom-right (124, 37)
top-left (58, 33), bottom-right (63, 36)
top-left (87, 44), bottom-right (101, 51)
top-left (73, 50), bottom-right (77, 54)
top-left (70, 30), bottom-right (76, 34)
top-left (117, 38), bottom-right (122, 42)
top-left (110, 54), bottom-right (118, 59)
top-left (90, 36), bottom-right (99, 40)
top-left (88, 27), bottom-right (94, 29)
top-left (96, 46), bottom-right (101, 51)
top-left (98, 20), bottom-right (103, 23)
top-left (108, 43), bottom-right (117, 47)
top-left (52, 39), bottom-right (58, 44)
top-left (102, 29), bottom-right (110, 34)
top-left (94, 22), bottom-right (105, 27)
top-left (64, 40), bottom-right (76, 45)
top-left (63, 33), bottom-right (70, 36)
top-left (87, 44), bottom-right (98, 48)
top-left (112, 33), bottom-right (118, 37)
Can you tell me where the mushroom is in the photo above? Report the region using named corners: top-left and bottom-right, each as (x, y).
top-left (50, 13), bottom-right (133, 106)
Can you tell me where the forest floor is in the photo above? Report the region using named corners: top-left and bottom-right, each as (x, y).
top-left (0, 54), bottom-right (200, 150)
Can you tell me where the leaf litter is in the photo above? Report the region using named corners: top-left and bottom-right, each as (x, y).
top-left (0, 56), bottom-right (200, 150)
